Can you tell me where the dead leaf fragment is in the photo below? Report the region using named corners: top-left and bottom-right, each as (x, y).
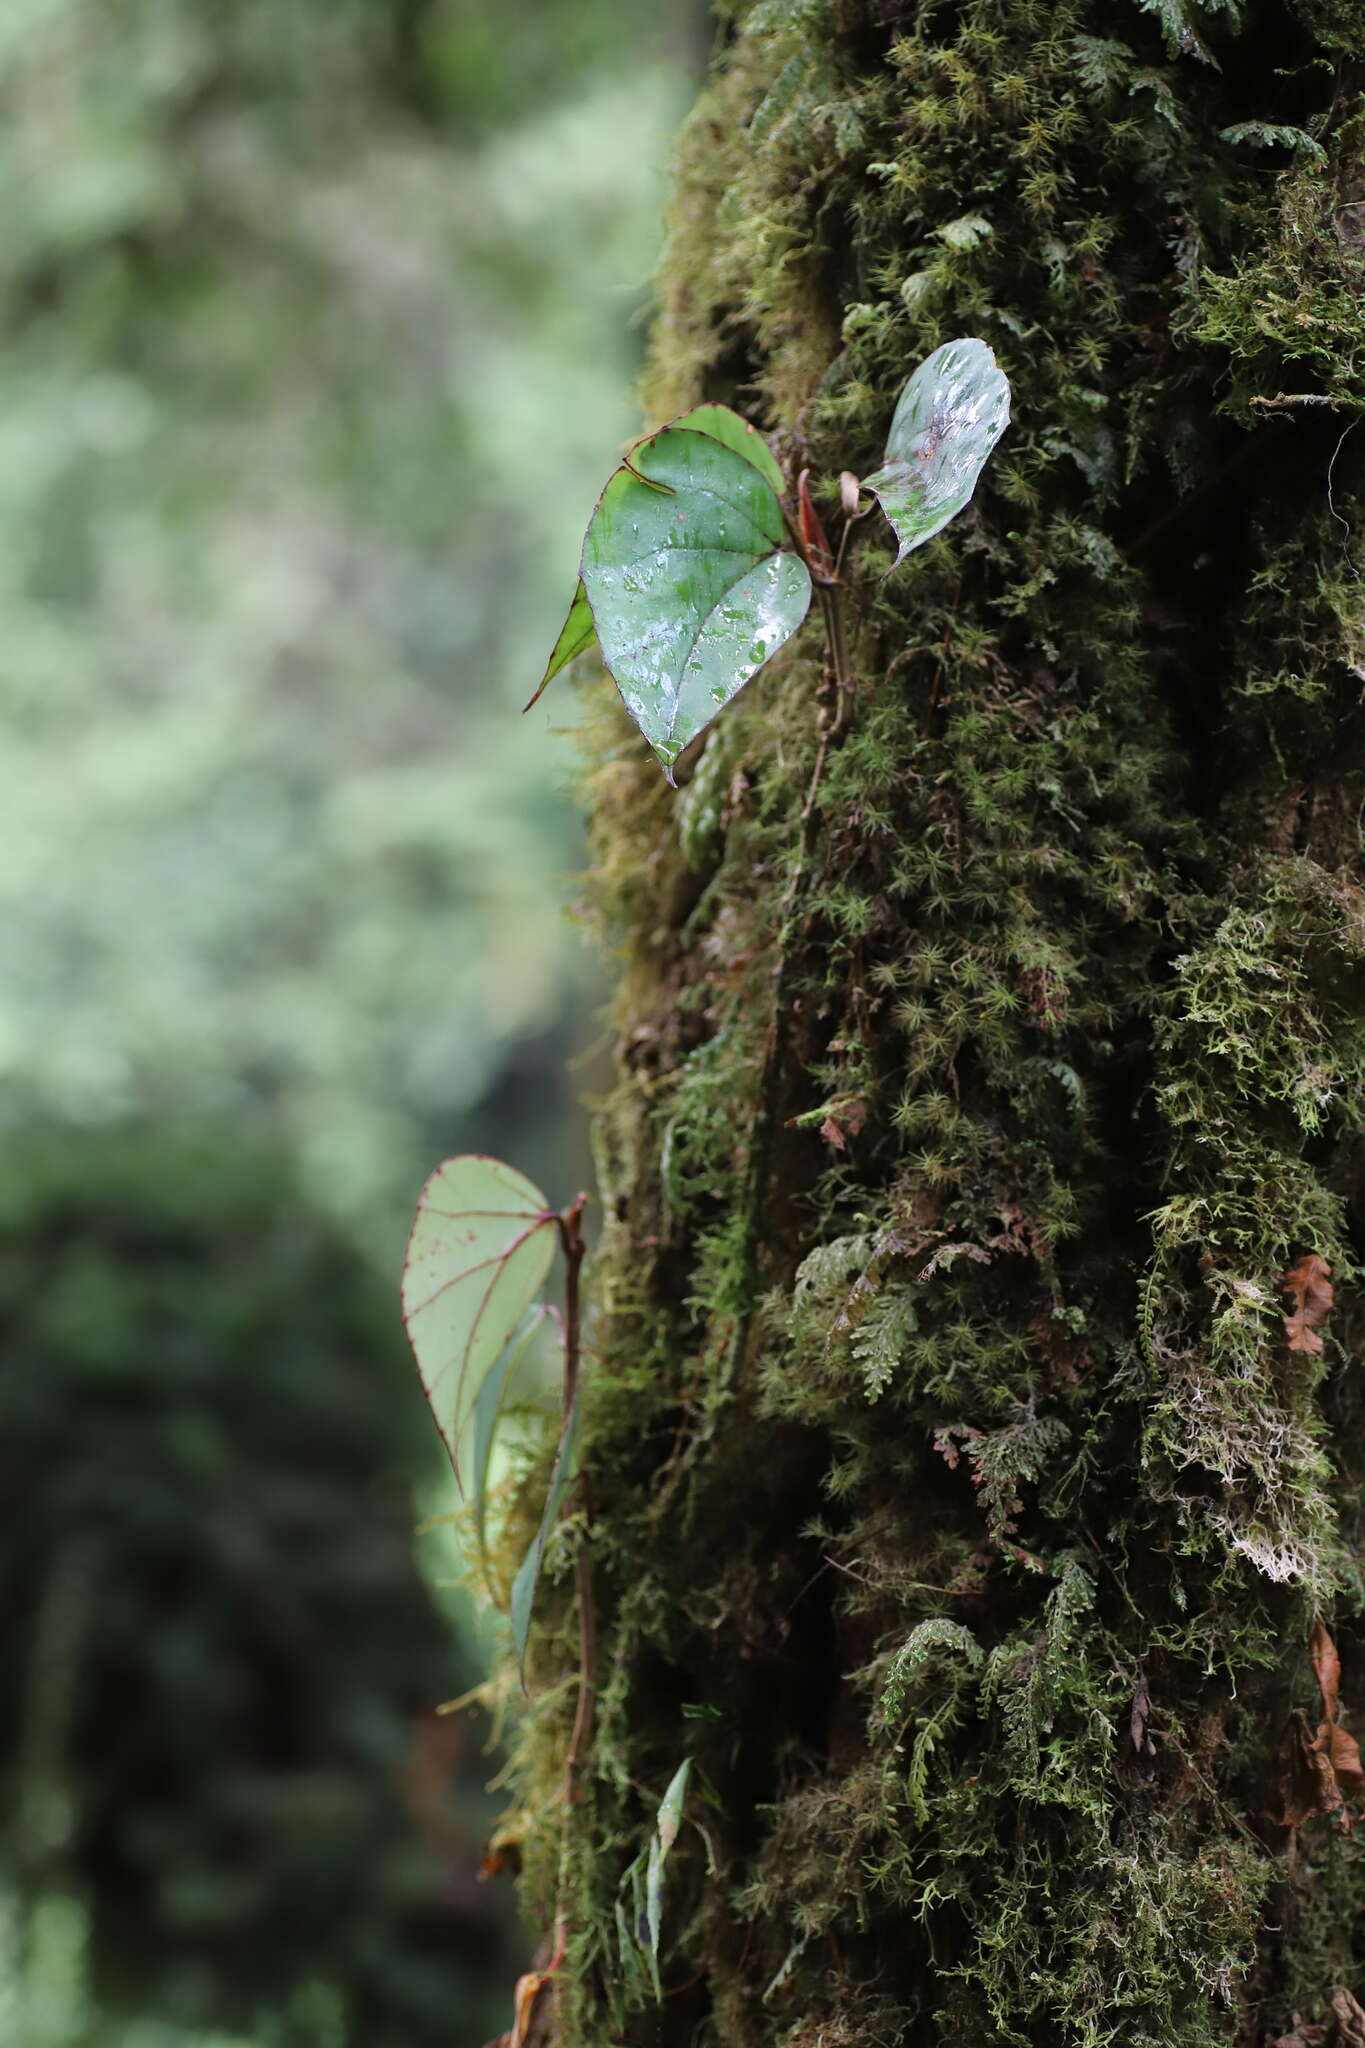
top-left (485, 1921), bottom-right (565, 2048)
top-left (1315, 1619), bottom-right (1343, 1721)
top-left (1330, 1988), bottom-right (1365, 2048)
top-left (478, 1840), bottom-right (520, 1882)
top-left (1283, 1253), bottom-right (1334, 1354)
top-left (1272, 1990), bottom-right (1365, 2048)
top-left (509, 1969), bottom-right (550, 2048)
top-left (1273, 1624), bottom-right (1363, 1832)
top-left (1130, 1673), bottom-right (1157, 1763)
top-left (1273, 2017), bottom-right (1329, 2048)
top-left (797, 468), bottom-right (833, 576)
top-left (818, 1097), bottom-right (867, 1151)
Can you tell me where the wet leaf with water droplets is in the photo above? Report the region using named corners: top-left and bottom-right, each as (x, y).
top-left (862, 338), bottom-right (1011, 566)
top-left (526, 580), bottom-right (595, 710)
top-left (578, 415), bottom-right (811, 780)
top-left (668, 403), bottom-right (786, 495)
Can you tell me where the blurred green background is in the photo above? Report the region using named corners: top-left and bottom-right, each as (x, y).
top-left (0, 4), bottom-right (700, 2043)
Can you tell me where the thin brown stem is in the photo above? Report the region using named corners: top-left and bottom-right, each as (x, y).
top-left (554, 1196), bottom-right (596, 1802)
top-left (556, 1196), bottom-right (587, 1414)
top-left (832, 500), bottom-right (873, 585)
top-left (1250, 391), bottom-right (1365, 412)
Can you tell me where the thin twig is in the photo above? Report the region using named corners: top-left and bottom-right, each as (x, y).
top-left (1250, 392), bottom-right (1365, 412)
top-left (555, 1195), bottom-right (597, 1801)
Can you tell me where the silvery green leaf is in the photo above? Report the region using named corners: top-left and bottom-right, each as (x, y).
top-left (509, 1393), bottom-right (579, 1686)
top-left (401, 1154), bottom-right (556, 1487)
top-left (862, 338), bottom-right (1010, 566)
top-left (579, 420), bottom-right (811, 780)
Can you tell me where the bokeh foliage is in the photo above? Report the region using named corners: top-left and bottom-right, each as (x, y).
top-left (0, 0), bottom-right (695, 1239)
top-left (0, 2), bottom-right (698, 2042)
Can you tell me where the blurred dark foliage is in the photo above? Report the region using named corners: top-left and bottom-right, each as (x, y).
top-left (0, 1124), bottom-right (513, 2044)
top-left (0, 2), bottom-right (704, 2039)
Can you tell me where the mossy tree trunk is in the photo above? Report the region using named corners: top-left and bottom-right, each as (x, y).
top-left (513, 1), bottom-right (1365, 2041)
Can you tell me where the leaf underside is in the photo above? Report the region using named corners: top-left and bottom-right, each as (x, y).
top-left (862, 337), bottom-right (1011, 564)
top-left (401, 1153), bottom-right (556, 1486)
top-left (579, 415), bottom-right (811, 780)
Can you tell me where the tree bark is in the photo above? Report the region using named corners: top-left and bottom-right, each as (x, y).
top-left (512, 1), bottom-right (1365, 2041)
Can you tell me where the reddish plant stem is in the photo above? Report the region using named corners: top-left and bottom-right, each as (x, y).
top-left (555, 1196), bottom-right (596, 1800)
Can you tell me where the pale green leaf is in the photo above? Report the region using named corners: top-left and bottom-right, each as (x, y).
top-left (526, 579), bottom-right (596, 710)
top-left (656, 1758), bottom-right (691, 1857)
top-left (472, 1305), bottom-right (554, 1587)
top-left (936, 213), bottom-right (993, 248)
top-left (646, 1759), bottom-right (691, 1987)
top-left (510, 1394), bottom-right (579, 1685)
top-left (862, 337), bottom-right (1011, 566)
top-left (615, 1890), bottom-right (647, 2004)
top-left (644, 1833), bottom-right (665, 1995)
top-left (613, 1757), bottom-right (693, 2005)
top-left (579, 426), bottom-right (811, 780)
top-left (401, 1154), bottom-right (556, 1486)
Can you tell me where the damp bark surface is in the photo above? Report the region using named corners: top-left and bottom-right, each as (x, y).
top-left (501, 1), bottom-right (1365, 2041)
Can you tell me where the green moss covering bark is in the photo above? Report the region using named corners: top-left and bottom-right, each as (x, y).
top-left (500, 0), bottom-right (1365, 2040)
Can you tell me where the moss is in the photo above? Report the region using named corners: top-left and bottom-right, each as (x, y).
top-left (494, 0), bottom-right (1365, 2041)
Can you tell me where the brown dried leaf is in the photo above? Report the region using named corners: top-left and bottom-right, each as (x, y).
top-left (1315, 1620), bottom-right (1343, 1723)
top-left (488, 1924), bottom-right (564, 2048)
top-left (797, 468), bottom-right (833, 575)
top-left (1326, 1719), bottom-right (1365, 1800)
top-left (1130, 1673), bottom-right (1157, 1760)
top-left (932, 1423), bottom-right (976, 1473)
top-left (1283, 1253), bottom-right (1334, 1354)
top-left (1274, 1626), bottom-right (1365, 1831)
top-left (818, 1097), bottom-right (867, 1151)
top-left (1330, 1988), bottom-right (1365, 2048)
top-left (1275, 1713), bottom-right (1339, 1829)
top-left (1273, 2019), bottom-right (1329, 2048)
top-left (509, 1971), bottom-right (549, 2048)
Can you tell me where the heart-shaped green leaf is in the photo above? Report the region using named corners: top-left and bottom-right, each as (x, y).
top-left (579, 415), bottom-right (811, 781)
top-left (670, 404), bottom-right (787, 495)
top-left (510, 1393), bottom-right (579, 1685)
top-left (401, 1154), bottom-right (557, 1487)
top-left (862, 338), bottom-right (1010, 566)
